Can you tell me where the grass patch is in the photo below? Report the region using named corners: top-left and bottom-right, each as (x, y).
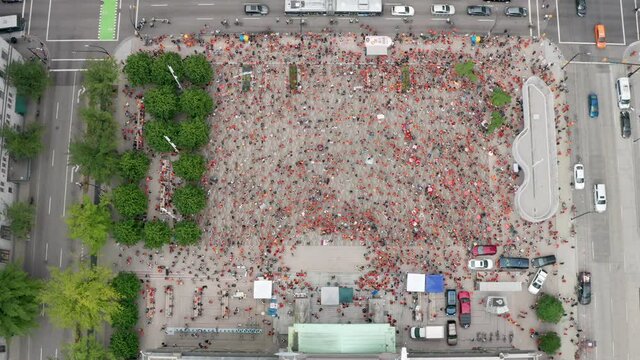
top-left (401, 66), bottom-right (411, 93)
top-left (454, 61), bottom-right (478, 83)
top-left (487, 111), bottom-right (505, 134)
top-left (289, 64), bottom-right (298, 92)
top-left (242, 65), bottom-right (252, 92)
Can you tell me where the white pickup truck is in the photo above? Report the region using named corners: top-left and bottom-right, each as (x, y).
top-left (409, 325), bottom-right (445, 339)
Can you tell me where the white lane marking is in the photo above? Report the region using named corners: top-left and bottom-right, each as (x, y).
top-left (55, 102), bottom-right (59, 119)
top-left (242, 17), bottom-right (263, 20)
top-left (62, 72), bottom-right (77, 218)
top-left (39, 347), bottom-right (42, 360)
top-left (45, 0), bottom-right (52, 40)
top-left (536, 0), bottom-right (540, 41)
top-left (477, 19), bottom-right (495, 22)
top-left (48, 197), bottom-right (51, 215)
top-left (135, 0), bottom-right (140, 25)
top-left (197, 3), bottom-right (215, 5)
top-left (384, 18), bottom-right (403, 20)
top-left (619, 0), bottom-right (627, 45)
top-left (635, 0), bottom-right (639, 40)
top-left (49, 69), bottom-right (88, 72)
top-left (21, 0), bottom-right (26, 17)
top-left (115, 1), bottom-right (122, 41)
top-left (571, 61), bottom-right (616, 66)
top-left (55, 349), bottom-right (58, 359)
top-left (528, 0), bottom-right (532, 37)
top-left (58, 248), bottom-right (63, 268)
top-left (559, 41), bottom-right (627, 46)
top-left (151, 4), bottom-right (168, 6)
top-left (431, 18), bottom-right (448, 21)
top-left (196, 18), bottom-right (214, 20)
top-left (44, 243), bottom-right (48, 262)
top-left (51, 149), bottom-right (55, 167)
top-left (27, 0), bottom-right (33, 34)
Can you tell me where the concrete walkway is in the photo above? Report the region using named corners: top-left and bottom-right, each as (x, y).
top-left (513, 76), bottom-right (559, 223)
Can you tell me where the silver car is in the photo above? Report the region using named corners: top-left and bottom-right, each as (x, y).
top-left (244, 3), bottom-right (269, 15)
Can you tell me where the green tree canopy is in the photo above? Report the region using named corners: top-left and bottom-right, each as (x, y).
top-left (118, 150), bottom-right (150, 182)
top-left (124, 52), bottom-right (153, 86)
top-left (491, 87), bottom-right (512, 107)
top-left (174, 220), bottom-right (202, 246)
top-left (66, 195), bottom-right (112, 256)
top-left (173, 185), bottom-right (206, 216)
top-left (112, 184), bottom-right (147, 218)
top-left (176, 117), bottom-right (209, 151)
top-left (143, 120), bottom-right (179, 153)
top-left (538, 331), bottom-right (561, 355)
top-left (183, 54), bottom-right (213, 86)
top-left (2, 122), bottom-right (44, 160)
top-left (3, 201), bottom-right (35, 240)
top-left (111, 272), bottom-right (141, 301)
top-left (454, 61), bottom-right (478, 83)
top-left (143, 220), bottom-right (171, 249)
top-left (144, 86), bottom-right (178, 120)
top-left (64, 335), bottom-right (115, 360)
top-left (179, 88), bottom-right (214, 119)
top-left (84, 58), bottom-right (118, 110)
top-left (110, 328), bottom-right (139, 360)
top-left (535, 294), bottom-right (564, 323)
top-left (39, 265), bottom-right (121, 331)
top-left (69, 108), bottom-right (119, 183)
top-left (487, 111), bottom-right (505, 134)
top-left (6, 59), bottom-right (49, 98)
top-left (0, 264), bottom-right (42, 339)
top-left (173, 153), bottom-right (206, 182)
top-left (112, 300), bottom-right (139, 330)
top-left (151, 52), bottom-right (184, 87)
top-left (112, 219), bottom-right (144, 246)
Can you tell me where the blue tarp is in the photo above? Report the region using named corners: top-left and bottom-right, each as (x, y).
top-left (425, 274), bottom-right (444, 293)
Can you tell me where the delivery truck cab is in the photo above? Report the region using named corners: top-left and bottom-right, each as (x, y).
top-left (409, 325), bottom-right (445, 339)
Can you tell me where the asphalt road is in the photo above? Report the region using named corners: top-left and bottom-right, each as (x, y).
top-left (2, 0), bottom-right (640, 359)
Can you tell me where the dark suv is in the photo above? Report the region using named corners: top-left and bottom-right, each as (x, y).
top-left (445, 289), bottom-right (457, 316)
top-left (576, 0), bottom-right (586, 17)
top-left (621, 111), bottom-right (631, 138)
top-left (467, 5), bottom-right (492, 16)
top-left (578, 272), bottom-right (592, 305)
top-left (498, 256), bottom-right (529, 269)
top-left (531, 255), bottom-right (556, 268)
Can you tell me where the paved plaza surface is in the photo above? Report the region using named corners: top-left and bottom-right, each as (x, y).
top-left (101, 32), bottom-right (583, 357)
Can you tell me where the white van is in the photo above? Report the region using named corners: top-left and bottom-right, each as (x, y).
top-left (593, 184), bottom-right (607, 213)
top-left (616, 77), bottom-right (631, 109)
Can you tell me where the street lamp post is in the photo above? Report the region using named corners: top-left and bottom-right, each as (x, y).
top-left (561, 52), bottom-right (591, 70)
top-left (570, 211), bottom-right (594, 221)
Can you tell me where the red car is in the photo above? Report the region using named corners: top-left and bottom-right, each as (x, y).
top-left (458, 291), bottom-right (471, 328)
top-left (472, 245), bottom-right (497, 256)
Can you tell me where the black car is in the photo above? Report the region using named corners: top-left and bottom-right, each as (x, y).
top-left (577, 271), bottom-right (591, 305)
top-left (531, 255), bottom-right (556, 268)
top-left (576, 0), bottom-right (586, 17)
top-left (505, 7), bottom-right (528, 17)
top-left (445, 289), bottom-right (457, 316)
top-left (498, 256), bottom-right (529, 269)
top-left (621, 111), bottom-right (631, 138)
top-left (467, 5), bottom-right (492, 16)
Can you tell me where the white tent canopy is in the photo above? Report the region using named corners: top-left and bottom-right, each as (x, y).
top-left (320, 287), bottom-right (340, 305)
top-left (406, 273), bottom-right (426, 292)
top-left (365, 36), bottom-right (393, 56)
top-left (253, 279), bottom-right (273, 299)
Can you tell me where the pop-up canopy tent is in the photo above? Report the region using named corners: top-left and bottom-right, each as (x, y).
top-left (426, 274), bottom-right (444, 293)
top-left (406, 273), bottom-right (426, 292)
top-left (253, 279), bottom-right (273, 299)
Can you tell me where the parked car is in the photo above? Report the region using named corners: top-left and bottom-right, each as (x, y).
top-left (447, 320), bottom-right (458, 345)
top-left (468, 258), bottom-right (494, 270)
top-left (391, 5), bottom-right (415, 16)
top-left (445, 289), bottom-right (457, 316)
top-left (244, 3), bottom-right (269, 15)
top-left (431, 4), bottom-right (455, 15)
top-left (458, 291), bottom-right (471, 328)
top-left (595, 24), bottom-right (606, 49)
top-left (593, 184), bottom-right (606, 213)
top-left (577, 271), bottom-right (592, 305)
top-left (588, 93), bottom-right (598, 118)
top-left (472, 245), bottom-right (497, 256)
top-left (498, 256), bottom-right (529, 269)
top-left (531, 255), bottom-right (557, 268)
top-left (528, 269), bottom-right (548, 294)
top-left (620, 111), bottom-right (631, 138)
top-left (467, 5), bottom-right (491, 16)
top-left (576, 0), bottom-right (586, 17)
top-left (574, 163), bottom-right (585, 190)
top-left (504, 7), bottom-right (527, 17)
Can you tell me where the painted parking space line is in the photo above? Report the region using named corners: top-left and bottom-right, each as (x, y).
top-left (197, 3), bottom-right (215, 5)
top-left (196, 18), bottom-right (213, 20)
top-left (98, 0), bottom-right (119, 40)
top-left (478, 19), bottom-right (494, 22)
top-left (151, 3), bottom-right (168, 6)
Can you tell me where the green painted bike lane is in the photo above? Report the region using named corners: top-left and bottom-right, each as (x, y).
top-left (99, 0), bottom-right (118, 40)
